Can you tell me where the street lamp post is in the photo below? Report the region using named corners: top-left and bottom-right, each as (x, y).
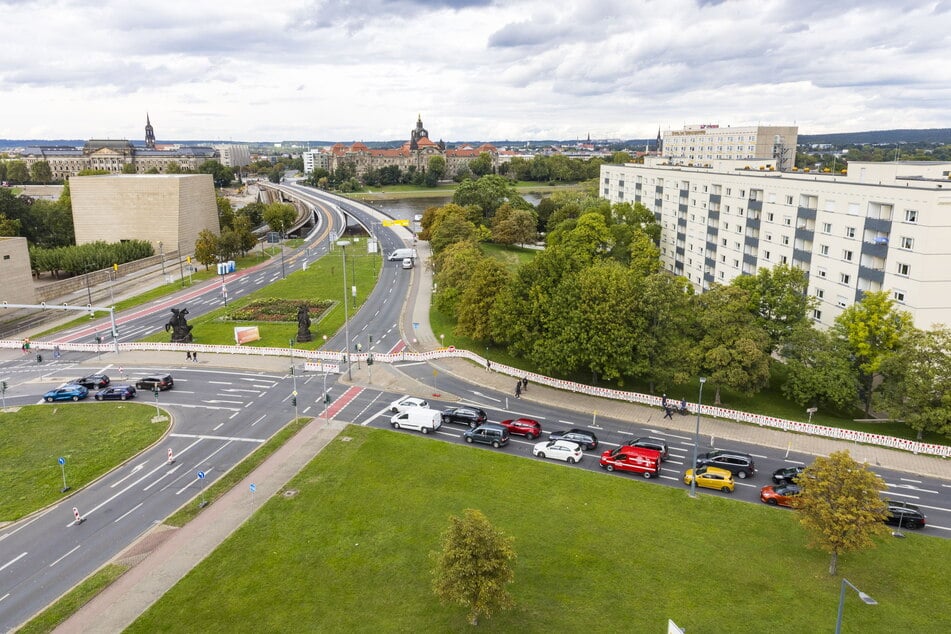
top-left (159, 241), bottom-right (166, 276)
top-left (337, 240), bottom-right (352, 380)
top-left (689, 377), bottom-right (707, 498)
top-left (289, 339), bottom-right (298, 421)
top-left (835, 578), bottom-right (877, 634)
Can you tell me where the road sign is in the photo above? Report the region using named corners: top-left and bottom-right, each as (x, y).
top-left (58, 457), bottom-right (65, 465)
top-left (167, 448), bottom-right (175, 464)
top-left (250, 483), bottom-right (256, 493)
top-left (197, 470), bottom-right (206, 479)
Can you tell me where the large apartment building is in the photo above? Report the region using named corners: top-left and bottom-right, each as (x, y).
top-left (600, 157), bottom-right (951, 330)
top-left (662, 124), bottom-right (798, 171)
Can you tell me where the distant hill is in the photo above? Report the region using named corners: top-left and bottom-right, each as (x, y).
top-left (798, 129), bottom-right (951, 146)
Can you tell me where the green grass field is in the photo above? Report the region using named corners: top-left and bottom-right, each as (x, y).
top-left (0, 403), bottom-right (169, 521)
top-left (141, 248), bottom-right (381, 349)
top-left (128, 425), bottom-right (949, 633)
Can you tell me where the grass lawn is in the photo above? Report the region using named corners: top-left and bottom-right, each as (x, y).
top-left (481, 243), bottom-right (540, 271)
top-left (16, 564), bottom-right (130, 634)
top-left (0, 403), bottom-right (169, 521)
top-left (129, 426), bottom-right (949, 633)
top-left (141, 248), bottom-right (381, 349)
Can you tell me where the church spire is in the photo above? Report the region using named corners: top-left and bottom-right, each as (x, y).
top-left (145, 114), bottom-right (156, 149)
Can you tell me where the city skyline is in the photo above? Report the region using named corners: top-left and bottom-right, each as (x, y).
top-left (2, 0), bottom-right (949, 142)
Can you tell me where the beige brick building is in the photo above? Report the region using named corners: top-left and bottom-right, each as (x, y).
top-left (70, 175), bottom-right (219, 255)
top-left (0, 237), bottom-right (35, 304)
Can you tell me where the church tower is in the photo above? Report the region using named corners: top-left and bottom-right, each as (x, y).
top-left (655, 127), bottom-right (662, 154)
top-left (410, 114), bottom-right (428, 150)
top-left (145, 114), bottom-right (156, 149)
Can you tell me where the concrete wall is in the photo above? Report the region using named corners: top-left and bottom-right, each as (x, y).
top-left (70, 174), bottom-right (219, 253)
top-left (0, 237), bottom-right (36, 303)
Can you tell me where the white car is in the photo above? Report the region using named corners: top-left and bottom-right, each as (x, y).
top-left (389, 396), bottom-right (429, 413)
top-left (532, 439), bottom-right (583, 464)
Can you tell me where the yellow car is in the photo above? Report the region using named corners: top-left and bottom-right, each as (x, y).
top-left (683, 466), bottom-right (735, 493)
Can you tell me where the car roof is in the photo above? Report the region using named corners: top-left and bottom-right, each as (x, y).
top-left (697, 466), bottom-right (734, 477)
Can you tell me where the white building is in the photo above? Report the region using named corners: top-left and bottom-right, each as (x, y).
top-left (662, 124), bottom-right (798, 172)
top-left (302, 150), bottom-right (331, 173)
top-left (213, 144), bottom-right (251, 168)
top-left (600, 157), bottom-right (951, 330)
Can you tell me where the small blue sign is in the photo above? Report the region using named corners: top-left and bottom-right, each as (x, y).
top-left (58, 457), bottom-right (66, 465)
top-left (197, 470), bottom-right (206, 479)
top-left (412, 322), bottom-right (419, 330)
top-left (250, 483), bottom-right (256, 493)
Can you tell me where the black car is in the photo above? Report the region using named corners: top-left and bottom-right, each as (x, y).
top-left (885, 501), bottom-right (927, 530)
top-left (463, 423), bottom-right (510, 448)
top-left (95, 385), bottom-right (137, 401)
top-left (70, 374), bottom-right (110, 389)
top-left (628, 437), bottom-right (669, 461)
top-left (772, 466), bottom-right (805, 485)
top-left (135, 373), bottom-right (174, 391)
top-left (549, 428), bottom-right (598, 451)
top-left (441, 406), bottom-right (488, 428)
top-left (696, 449), bottom-right (756, 479)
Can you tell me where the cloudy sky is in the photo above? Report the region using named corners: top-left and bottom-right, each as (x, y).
top-left (1, 0), bottom-right (948, 142)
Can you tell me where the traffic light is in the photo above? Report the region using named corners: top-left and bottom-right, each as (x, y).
top-left (1, 381), bottom-right (7, 392)
top-left (289, 365), bottom-right (295, 376)
top-left (367, 354), bottom-right (374, 366)
top-left (324, 392), bottom-right (331, 404)
top-left (95, 335), bottom-right (102, 344)
top-left (153, 388), bottom-right (159, 397)
top-left (291, 396), bottom-right (297, 407)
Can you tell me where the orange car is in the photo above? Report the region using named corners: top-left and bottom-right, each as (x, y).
top-left (760, 483), bottom-right (801, 508)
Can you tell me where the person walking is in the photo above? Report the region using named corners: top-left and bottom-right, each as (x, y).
top-left (186, 351), bottom-right (192, 362)
top-left (663, 405), bottom-right (674, 420)
top-left (522, 377), bottom-right (528, 393)
top-left (515, 380), bottom-right (522, 399)
top-left (192, 351), bottom-right (199, 363)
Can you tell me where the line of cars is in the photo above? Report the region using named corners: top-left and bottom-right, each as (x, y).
top-left (386, 396), bottom-right (929, 530)
top-left (42, 372), bottom-right (174, 403)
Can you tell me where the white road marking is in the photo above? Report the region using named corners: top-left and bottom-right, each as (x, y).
top-left (900, 477), bottom-right (923, 483)
top-left (173, 404), bottom-right (241, 412)
top-left (0, 593), bottom-right (8, 603)
top-left (142, 464), bottom-right (181, 492)
top-left (113, 503), bottom-right (143, 524)
top-left (660, 475), bottom-right (679, 481)
top-left (110, 462), bottom-right (147, 488)
top-left (735, 482), bottom-right (757, 488)
top-left (785, 459), bottom-right (806, 465)
top-left (928, 524), bottom-right (951, 531)
top-left (0, 552), bottom-right (27, 572)
top-left (229, 411), bottom-right (239, 419)
top-left (881, 490), bottom-right (919, 500)
top-left (169, 433), bottom-right (265, 443)
top-left (221, 388), bottom-right (261, 393)
top-left (205, 399), bottom-right (243, 405)
top-left (751, 453), bottom-right (768, 459)
top-left (176, 468), bottom-right (215, 495)
top-left (213, 423), bottom-right (224, 431)
top-left (251, 414), bottom-right (266, 426)
top-left (49, 545), bottom-right (81, 567)
top-left (470, 391), bottom-right (502, 403)
top-left (885, 483), bottom-right (938, 494)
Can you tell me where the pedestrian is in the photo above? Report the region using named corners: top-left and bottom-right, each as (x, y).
top-left (486, 360), bottom-right (491, 372)
top-left (679, 397), bottom-right (687, 415)
top-left (192, 351), bottom-right (199, 363)
top-left (186, 351), bottom-right (192, 362)
top-left (515, 380), bottom-right (521, 399)
top-left (663, 405), bottom-right (673, 420)
top-left (522, 377), bottom-right (528, 392)
top-left (661, 393), bottom-right (668, 408)
top-left (53, 345), bottom-right (61, 359)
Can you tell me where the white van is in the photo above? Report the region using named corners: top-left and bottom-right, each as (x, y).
top-left (388, 248), bottom-right (417, 262)
top-left (390, 408), bottom-right (442, 434)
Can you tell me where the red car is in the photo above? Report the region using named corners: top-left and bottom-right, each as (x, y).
top-left (499, 418), bottom-right (542, 440)
top-left (760, 483), bottom-right (801, 508)
top-left (599, 446), bottom-right (662, 479)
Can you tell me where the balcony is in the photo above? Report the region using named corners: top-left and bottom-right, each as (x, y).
top-left (706, 240), bottom-right (718, 253)
top-left (858, 264), bottom-right (885, 285)
top-left (677, 216), bottom-right (687, 227)
top-left (747, 200), bottom-right (763, 212)
top-left (864, 216), bottom-right (892, 233)
top-left (704, 271), bottom-right (715, 284)
top-left (744, 234), bottom-right (758, 248)
top-left (743, 253), bottom-right (758, 266)
top-left (709, 194), bottom-right (721, 204)
top-left (675, 245), bottom-right (685, 257)
top-left (680, 189), bottom-right (689, 199)
top-left (795, 226), bottom-right (814, 242)
top-left (797, 206), bottom-right (817, 220)
top-left (707, 209), bottom-right (720, 221)
top-left (861, 240), bottom-right (889, 259)
top-left (746, 216), bottom-right (761, 230)
top-left (705, 256), bottom-right (716, 268)
top-left (793, 248), bottom-right (812, 265)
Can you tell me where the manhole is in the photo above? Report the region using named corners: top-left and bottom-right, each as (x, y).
top-left (283, 489), bottom-right (299, 498)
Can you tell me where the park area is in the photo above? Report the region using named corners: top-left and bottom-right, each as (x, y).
top-left (0, 403), bottom-right (168, 522)
top-left (129, 425), bottom-right (948, 633)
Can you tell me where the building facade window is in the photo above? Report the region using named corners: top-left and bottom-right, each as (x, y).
top-left (820, 244), bottom-right (829, 255)
top-left (904, 209), bottom-right (918, 223)
top-left (822, 222), bottom-right (832, 234)
top-left (893, 290), bottom-right (906, 303)
top-left (839, 273), bottom-right (851, 284)
top-left (897, 263), bottom-right (910, 276)
top-left (900, 236), bottom-right (914, 249)
top-left (842, 250), bottom-right (853, 261)
top-left (845, 226), bottom-right (856, 238)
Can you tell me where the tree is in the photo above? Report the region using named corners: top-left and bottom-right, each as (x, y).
top-left (263, 202), bottom-right (297, 237)
top-left (217, 227), bottom-right (243, 261)
top-left (455, 259), bottom-right (512, 340)
top-left (796, 451), bottom-right (889, 575)
top-left (876, 325), bottom-right (951, 439)
top-left (199, 160), bottom-right (234, 187)
top-left (231, 214), bottom-right (258, 255)
top-left (611, 151), bottom-right (633, 164)
top-left (781, 324), bottom-right (859, 411)
top-left (165, 162), bottom-right (182, 174)
top-left (217, 195), bottom-right (236, 230)
top-left (732, 264), bottom-right (814, 348)
top-left (693, 285), bottom-right (771, 405)
top-left (490, 204), bottom-right (537, 246)
top-left (121, 163), bottom-right (138, 174)
top-left (834, 290), bottom-right (913, 414)
top-left (194, 229), bottom-right (219, 269)
top-left (6, 160), bottom-right (29, 184)
top-left (239, 201), bottom-right (266, 227)
top-left (452, 175), bottom-right (527, 222)
top-left (427, 155), bottom-right (447, 180)
top-left (0, 213), bottom-right (21, 236)
top-left (431, 509), bottom-right (515, 625)
top-left (30, 160), bottom-right (53, 183)
top-left (469, 152), bottom-right (494, 177)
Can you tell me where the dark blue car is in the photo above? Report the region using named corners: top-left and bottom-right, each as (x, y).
top-left (44, 385), bottom-right (89, 402)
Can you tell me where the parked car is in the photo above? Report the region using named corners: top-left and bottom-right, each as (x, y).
top-left (389, 396), bottom-right (429, 413)
top-left (463, 423), bottom-right (510, 448)
top-left (69, 374), bottom-right (110, 389)
top-left (683, 466), bottom-right (735, 493)
top-left (760, 483), bottom-right (801, 507)
top-left (885, 501), bottom-right (927, 529)
top-left (441, 406), bottom-right (488, 428)
top-left (498, 417), bottom-right (542, 440)
top-left (401, 257), bottom-right (414, 270)
top-left (390, 409), bottom-right (442, 434)
top-left (772, 466), bottom-right (805, 485)
top-left (94, 385), bottom-right (137, 401)
top-left (44, 385), bottom-right (89, 402)
top-left (548, 428), bottom-right (598, 451)
top-left (134, 373), bottom-right (174, 391)
top-left (627, 437), bottom-right (669, 461)
top-left (599, 446), bottom-right (662, 479)
top-left (696, 449), bottom-right (756, 479)
top-left (532, 439), bottom-right (583, 463)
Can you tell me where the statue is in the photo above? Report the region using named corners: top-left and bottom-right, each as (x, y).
top-left (296, 304), bottom-right (312, 343)
top-left (165, 307), bottom-right (194, 343)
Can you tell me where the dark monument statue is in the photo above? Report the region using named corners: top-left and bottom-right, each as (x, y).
top-left (296, 305), bottom-right (313, 343)
top-left (165, 307), bottom-right (194, 343)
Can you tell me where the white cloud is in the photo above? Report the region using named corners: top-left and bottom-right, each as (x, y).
top-left (0, 0), bottom-right (948, 141)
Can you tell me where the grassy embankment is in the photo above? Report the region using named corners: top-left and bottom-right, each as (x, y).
top-left (128, 425), bottom-right (951, 633)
